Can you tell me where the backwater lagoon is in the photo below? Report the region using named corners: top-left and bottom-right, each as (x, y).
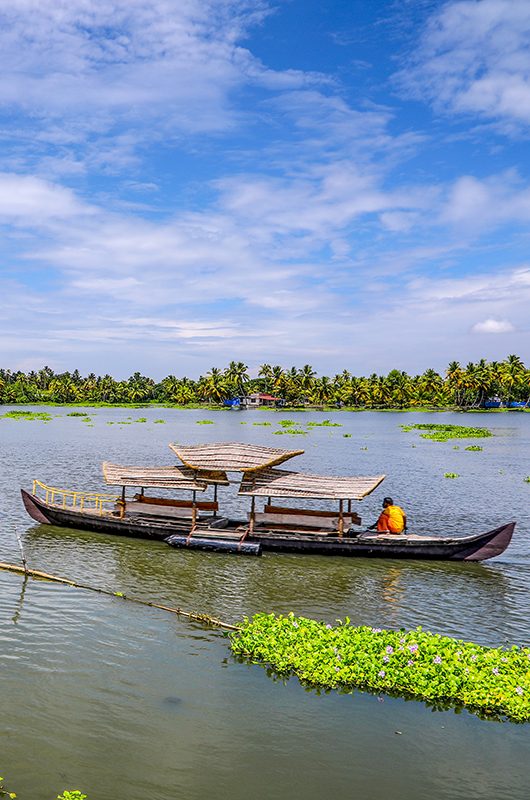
top-left (1, 407), bottom-right (529, 799)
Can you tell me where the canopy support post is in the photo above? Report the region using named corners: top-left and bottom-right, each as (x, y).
top-left (213, 484), bottom-right (218, 518)
top-left (119, 485), bottom-right (126, 519)
top-left (191, 490), bottom-right (197, 532)
top-left (338, 499), bottom-right (344, 537)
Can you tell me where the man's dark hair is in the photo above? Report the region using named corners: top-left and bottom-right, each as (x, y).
top-left (383, 497), bottom-right (393, 506)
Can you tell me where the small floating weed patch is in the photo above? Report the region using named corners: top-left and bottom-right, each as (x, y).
top-left (444, 472), bottom-right (459, 478)
top-left (274, 428), bottom-right (307, 435)
top-left (253, 421), bottom-right (272, 426)
top-left (135, 417), bottom-right (147, 423)
top-left (465, 445), bottom-right (483, 451)
top-left (307, 419), bottom-right (342, 427)
top-left (196, 419), bottom-right (214, 424)
top-left (401, 423), bottom-right (492, 442)
top-left (278, 419), bottom-right (299, 427)
top-left (524, 477), bottom-right (530, 483)
top-left (230, 613), bottom-right (530, 722)
top-left (154, 419), bottom-right (166, 424)
top-left (66, 411), bottom-right (89, 417)
top-left (0, 410), bottom-right (53, 421)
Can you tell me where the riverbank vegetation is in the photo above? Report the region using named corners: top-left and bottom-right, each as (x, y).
top-left (230, 613), bottom-right (530, 722)
top-left (1, 356), bottom-right (529, 409)
top-left (401, 423), bottom-right (492, 441)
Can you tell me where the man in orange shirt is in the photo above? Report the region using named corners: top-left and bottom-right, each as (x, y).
top-left (369, 497), bottom-right (407, 535)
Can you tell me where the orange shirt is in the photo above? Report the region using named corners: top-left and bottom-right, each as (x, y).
top-left (378, 505), bottom-right (406, 533)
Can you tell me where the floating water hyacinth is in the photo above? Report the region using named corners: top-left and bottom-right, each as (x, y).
top-left (444, 472), bottom-right (459, 478)
top-left (401, 423), bottom-right (492, 442)
top-left (230, 613), bottom-right (530, 722)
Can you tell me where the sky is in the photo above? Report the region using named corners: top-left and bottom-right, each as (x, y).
top-left (1, 0), bottom-right (530, 379)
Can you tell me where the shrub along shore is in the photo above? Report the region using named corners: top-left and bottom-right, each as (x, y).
top-left (230, 613), bottom-right (530, 723)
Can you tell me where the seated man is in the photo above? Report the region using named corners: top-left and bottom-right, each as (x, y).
top-left (369, 497), bottom-right (407, 535)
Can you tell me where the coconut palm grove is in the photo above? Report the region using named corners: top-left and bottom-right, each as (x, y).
top-left (1, 355), bottom-right (528, 408)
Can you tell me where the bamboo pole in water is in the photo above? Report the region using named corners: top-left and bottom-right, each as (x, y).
top-left (0, 561), bottom-right (240, 631)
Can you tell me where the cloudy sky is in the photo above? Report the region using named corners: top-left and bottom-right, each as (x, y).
top-left (1, 0), bottom-right (530, 378)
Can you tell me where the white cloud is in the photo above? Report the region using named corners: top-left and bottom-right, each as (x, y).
top-left (471, 318), bottom-right (515, 334)
top-left (399, 0), bottom-right (530, 127)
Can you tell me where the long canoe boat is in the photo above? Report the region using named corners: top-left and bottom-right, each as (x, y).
top-left (21, 442), bottom-right (515, 561)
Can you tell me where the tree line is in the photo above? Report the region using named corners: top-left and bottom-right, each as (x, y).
top-left (0, 356), bottom-right (529, 408)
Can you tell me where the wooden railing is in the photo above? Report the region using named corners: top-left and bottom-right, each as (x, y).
top-left (32, 480), bottom-right (119, 516)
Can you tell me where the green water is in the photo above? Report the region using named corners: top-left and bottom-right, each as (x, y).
top-left (1, 407), bottom-right (529, 798)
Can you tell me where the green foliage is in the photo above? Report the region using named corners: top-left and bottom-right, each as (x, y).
top-left (278, 419), bottom-right (298, 427)
top-left (66, 412), bottom-right (89, 417)
top-left (307, 419), bottom-right (342, 427)
top-left (343, 433), bottom-right (352, 438)
top-left (231, 613), bottom-right (530, 722)
top-left (253, 422), bottom-right (272, 426)
top-left (196, 419), bottom-right (214, 424)
top-left (444, 472), bottom-right (459, 478)
top-left (402, 423), bottom-right (492, 441)
top-left (153, 419), bottom-right (166, 424)
top-left (274, 429), bottom-right (307, 435)
top-left (0, 410), bottom-right (52, 421)
top-left (134, 417), bottom-right (147, 423)
top-left (524, 477), bottom-right (530, 483)
top-left (56, 793), bottom-right (87, 800)
top-left (465, 445), bottom-right (483, 451)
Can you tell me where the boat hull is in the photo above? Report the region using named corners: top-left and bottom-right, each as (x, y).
top-left (21, 489), bottom-right (515, 561)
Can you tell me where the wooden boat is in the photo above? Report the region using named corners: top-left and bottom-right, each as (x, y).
top-left (21, 442), bottom-right (515, 561)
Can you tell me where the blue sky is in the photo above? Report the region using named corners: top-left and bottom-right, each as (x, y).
top-left (1, 0), bottom-right (530, 378)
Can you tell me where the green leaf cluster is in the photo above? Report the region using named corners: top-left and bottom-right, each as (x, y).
top-left (401, 423), bottom-right (492, 441)
top-left (230, 613), bottom-right (530, 722)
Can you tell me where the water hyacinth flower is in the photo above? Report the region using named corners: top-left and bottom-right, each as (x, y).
top-left (492, 668), bottom-right (499, 675)
top-left (372, 628), bottom-right (382, 634)
top-left (433, 655), bottom-right (442, 664)
top-left (383, 655), bottom-right (390, 663)
top-left (408, 644), bottom-right (418, 654)
top-left (386, 645), bottom-right (394, 654)
top-left (378, 670), bottom-right (386, 678)
top-left (407, 660), bottom-right (414, 667)
top-left (516, 687), bottom-right (524, 696)
top-left (326, 624), bottom-right (332, 629)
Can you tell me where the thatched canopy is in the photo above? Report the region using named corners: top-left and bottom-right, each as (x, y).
top-left (102, 462), bottom-right (221, 490)
top-left (239, 468), bottom-right (386, 500)
top-left (169, 442), bottom-right (304, 473)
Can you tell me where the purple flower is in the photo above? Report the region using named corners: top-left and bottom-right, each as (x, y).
top-left (386, 645), bottom-right (394, 654)
top-left (372, 628), bottom-right (382, 634)
top-left (492, 667), bottom-right (499, 675)
top-left (433, 655), bottom-right (442, 664)
top-left (501, 657), bottom-right (508, 663)
top-left (470, 655), bottom-right (477, 662)
top-left (293, 622), bottom-right (299, 628)
top-left (335, 666), bottom-right (340, 672)
top-left (383, 655), bottom-right (390, 663)
top-left (399, 638), bottom-right (405, 644)
top-left (408, 644), bottom-right (418, 654)
top-left (516, 686), bottom-right (524, 696)
top-left (378, 670), bottom-right (386, 678)
top-left (326, 624), bottom-right (332, 629)
top-left (407, 660), bottom-right (414, 667)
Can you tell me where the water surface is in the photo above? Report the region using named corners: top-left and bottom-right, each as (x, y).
top-left (1, 407), bottom-right (529, 798)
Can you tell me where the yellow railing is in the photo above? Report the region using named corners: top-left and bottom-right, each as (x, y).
top-left (32, 480), bottom-right (119, 516)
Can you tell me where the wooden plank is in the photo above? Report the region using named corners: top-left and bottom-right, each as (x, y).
top-left (135, 495), bottom-right (218, 511)
top-left (264, 504), bottom-right (360, 524)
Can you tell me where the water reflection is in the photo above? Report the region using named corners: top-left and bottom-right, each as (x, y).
top-left (22, 521), bottom-right (518, 646)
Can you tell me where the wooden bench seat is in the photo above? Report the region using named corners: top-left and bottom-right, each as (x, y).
top-left (133, 494), bottom-right (218, 512)
top-left (253, 504), bottom-right (361, 531)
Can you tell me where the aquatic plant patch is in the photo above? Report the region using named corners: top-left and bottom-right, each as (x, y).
top-left (274, 429), bottom-right (307, 435)
top-left (444, 472), bottom-right (459, 478)
top-left (230, 613), bottom-right (530, 722)
top-left (0, 410), bottom-right (53, 421)
top-left (278, 419), bottom-right (299, 427)
top-left (253, 422), bottom-right (272, 426)
top-left (307, 419), bottom-right (342, 427)
top-left (66, 412), bottom-right (90, 417)
top-left (401, 423), bottom-right (492, 442)
top-left (196, 419), bottom-right (214, 424)
top-left (465, 445), bottom-right (483, 451)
